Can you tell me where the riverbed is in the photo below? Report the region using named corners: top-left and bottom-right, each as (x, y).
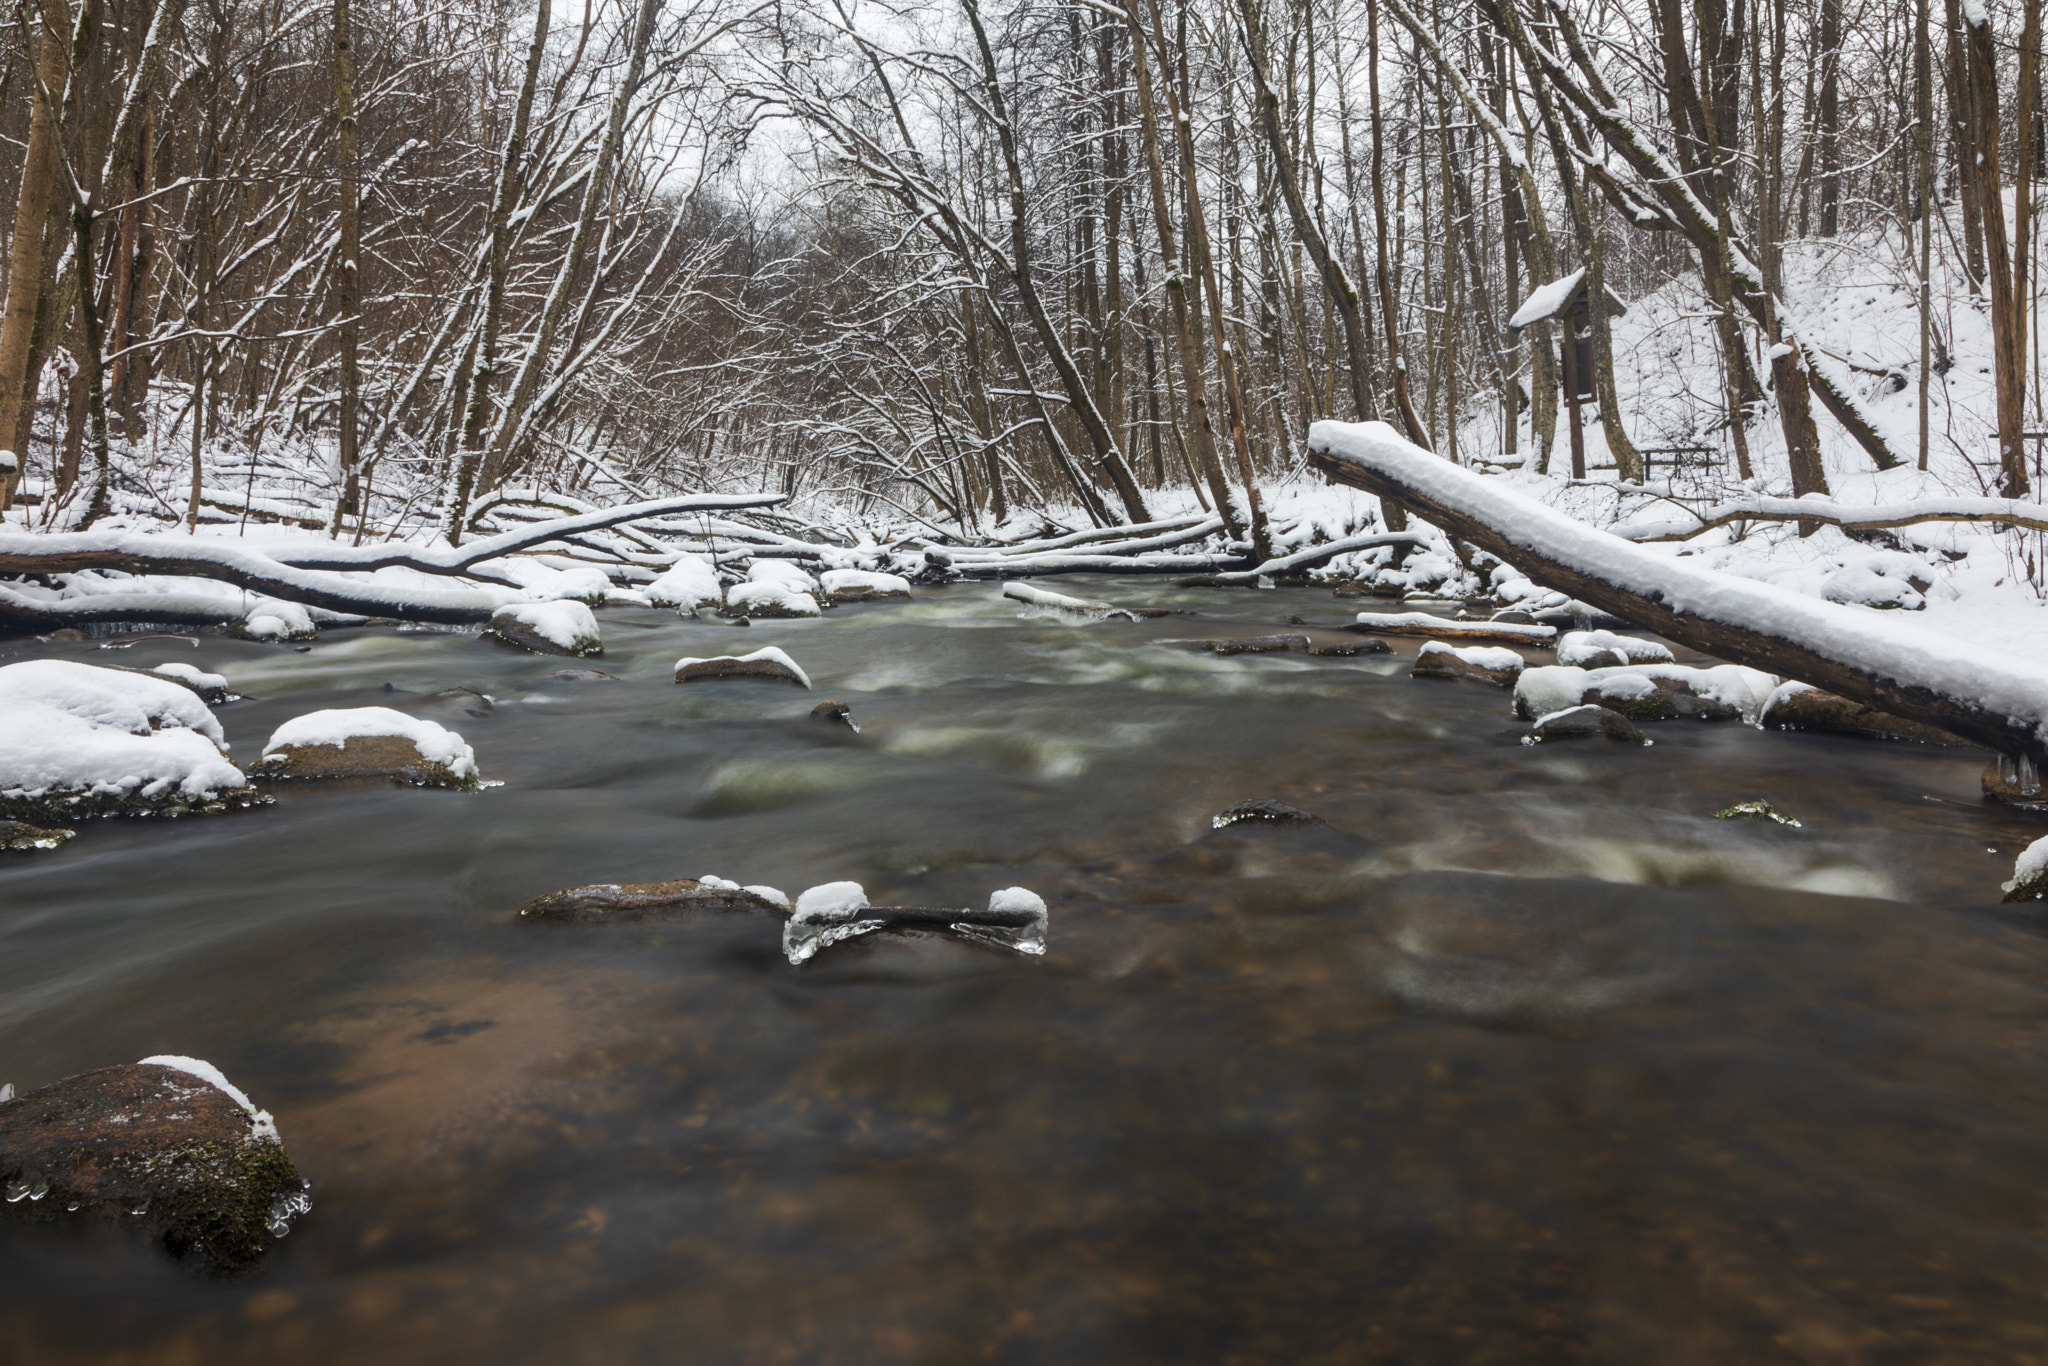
top-left (4, 580), bottom-right (2046, 1363)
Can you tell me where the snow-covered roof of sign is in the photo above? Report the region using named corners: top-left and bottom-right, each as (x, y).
top-left (1507, 268), bottom-right (1628, 329)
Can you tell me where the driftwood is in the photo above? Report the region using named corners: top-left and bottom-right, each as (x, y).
top-left (1307, 419), bottom-right (2048, 763)
top-left (1348, 612), bottom-right (1557, 644)
top-left (1615, 493), bottom-right (2048, 543)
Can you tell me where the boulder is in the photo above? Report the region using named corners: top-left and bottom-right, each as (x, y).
top-left (485, 601), bottom-right (603, 657)
top-left (1, 820), bottom-right (73, 852)
top-left (254, 707), bottom-right (479, 788)
top-left (1412, 640), bottom-right (1524, 687)
top-left (0, 660), bottom-right (257, 823)
top-left (2004, 834), bottom-right (2048, 901)
top-left (820, 569), bottom-right (913, 604)
top-left (1514, 663), bottom-right (1778, 724)
top-left (1983, 756), bottom-right (2048, 812)
top-left (810, 699), bottom-right (860, 732)
top-left (519, 876), bottom-right (789, 923)
top-left (723, 581), bottom-right (821, 619)
top-left (1758, 683), bottom-right (1964, 745)
top-left (1524, 704), bottom-right (1650, 745)
top-left (674, 647), bottom-right (811, 688)
top-left (0, 1058), bottom-right (308, 1274)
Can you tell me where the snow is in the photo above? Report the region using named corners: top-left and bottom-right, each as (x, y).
top-left (1515, 661), bottom-right (1781, 722)
top-left (239, 597), bottom-right (317, 640)
top-left (987, 886), bottom-right (1046, 916)
top-left (150, 662), bottom-right (229, 693)
top-left (260, 706), bottom-right (478, 778)
top-left (1557, 629), bottom-right (1674, 667)
top-left (673, 646), bottom-right (812, 687)
top-left (644, 555), bottom-right (723, 609)
top-left (746, 885), bottom-right (791, 909)
top-left (490, 599), bottom-right (601, 652)
top-left (1001, 581), bottom-right (1143, 621)
top-left (485, 557), bottom-right (613, 603)
top-left (1311, 419), bottom-right (2048, 747)
top-left (724, 580), bottom-right (821, 617)
top-left (820, 567), bottom-right (912, 596)
top-left (137, 1055), bottom-right (280, 1142)
top-left (1419, 641), bottom-right (1524, 672)
top-left (2010, 835), bottom-right (2048, 892)
top-left (0, 661), bottom-right (247, 807)
top-left (783, 880), bottom-right (883, 964)
top-left (1356, 610), bottom-right (1558, 642)
top-left (1509, 268), bottom-right (1586, 329)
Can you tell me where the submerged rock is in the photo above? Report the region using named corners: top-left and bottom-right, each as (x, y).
top-left (1714, 799), bottom-right (1802, 826)
top-left (254, 707), bottom-right (480, 788)
top-left (1524, 704), bottom-right (1650, 746)
top-left (549, 669), bottom-right (618, 682)
top-left (519, 876), bottom-right (789, 923)
top-left (1201, 634), bottom-right (1309, 655)
top-left (1759, 683), bottom-right (1963, 745)
top-left (486, 601), bottom-right (603, 657)
top-left (674, 647), bottom-right (811, 687)
top-left (810, 699), bottom-right (860, 732)
top-left (1212, 798), bottom-right (1328, 829)
top-left (1412, 640), bottom-right (1524, 687)
top-left (1304, 639), bottom-right (1391, 657)
top-left (0, 1058), bottom-right (308, 1274)
top-left (1, 820), bottom-right (73, 852)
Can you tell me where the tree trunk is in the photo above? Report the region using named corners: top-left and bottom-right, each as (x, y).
top-left (331, 0), bottom-right (363, 533)
top-left (0, 0), bottom-right (72, 512)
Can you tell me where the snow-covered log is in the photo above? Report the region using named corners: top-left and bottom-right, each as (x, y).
top-left (1613, 494), bottom-right (2048, 542)
top-left (1195, 530), bottom-right (1433, 586)
top-left (1307, 419), bottom-right (2048, 762)
top-left (944, 550), bottom-right (1252, 578)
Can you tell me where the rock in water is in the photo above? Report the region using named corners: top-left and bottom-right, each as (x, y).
top-left (1758, 682), bottom-right (1963, 744)
top-left (1514, 663), bottom-right (1778, 724)
top-left (0, 1058), bottom-right (308, 1274)
top-left (1201, 634), bottom-right (1309, 655)
top-left (2004, 834), bottom-right (2048, 901)
top-left (1304, 639), bottom-right (1392, 657)
top-left (810, 700), bottom-right (860, 732)
top-left (254, 707), bottom-right (480, 788)
top-left (550, 669), bottom-right (617, 682)
top-left (643, 556), bottom-right (725, 611)
top-left (485, 601), bottom-right (603, 657)
top-left (674, 647), bottom-right (811, 688)
top-left (1714, 799), bottom-right (1802, 826)
top-left (519, 877), bottom-right (789, 923)
top-left (1412, 641), bottom-right (1524, 687)
top-left (722, 582), bottom-right (822, 619)
top-left (145, 662), bottom-right (236, 705)
top-left (1524, 704), bottom-right (1650, 746)
top-left (1212, 798), bottom-right (1329, 828)
top-left (1556, 629), bottom-right (1674, 669)
top-left (820, 569), bottom-right (913, 604)
top-left (0, 660), bottom-right (258, 822)
top-left (1, 820), bottom-right (73, 852)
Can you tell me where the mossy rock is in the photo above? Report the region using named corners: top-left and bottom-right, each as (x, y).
top-left (0, 820), bottom-right (74, 852)
top-left (254, 734), bottom-right (476, 789)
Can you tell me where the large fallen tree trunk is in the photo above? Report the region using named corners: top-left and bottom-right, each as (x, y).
top-left (1307, 419), bottom-right (2048, 763)
top-left (0, 492), bottom-right (788, 629)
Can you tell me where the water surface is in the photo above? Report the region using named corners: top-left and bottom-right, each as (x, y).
top-left (4, 581), bottom-right (2045, 1363)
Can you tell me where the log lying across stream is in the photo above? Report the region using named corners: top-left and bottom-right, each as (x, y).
top-left (1306, 419), bottom-right (2048, 765)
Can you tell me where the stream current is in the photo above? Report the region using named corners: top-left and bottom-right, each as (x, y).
top-left (3, 579), bottom-right (2047, 1363)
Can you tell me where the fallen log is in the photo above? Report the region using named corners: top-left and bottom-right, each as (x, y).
top-left (1307, 419), bottom-right (2048, 763)
top-left (1190, 530), bottom-right (1434, 586)
top-left (950, 551), bottom-right (1253, 578)
top-left (1348, 611), bottom-right (1558, 644)
top-left (1614, 493), bottom-right (2048, 543)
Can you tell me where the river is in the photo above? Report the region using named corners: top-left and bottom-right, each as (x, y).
top-left (3, 580), bottom-right (2046, 1363)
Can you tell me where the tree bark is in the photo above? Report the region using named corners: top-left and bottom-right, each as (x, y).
top-left (0, 0), bottom-right (72, 512)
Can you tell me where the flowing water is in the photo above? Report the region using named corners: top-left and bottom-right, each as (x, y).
top-left (3, 581), bottom-right (2047, 1363)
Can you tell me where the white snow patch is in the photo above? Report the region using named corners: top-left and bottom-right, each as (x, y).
top-left (1557, 630), bottom-right (1675, 667)
top-left (1509, 268), bottom-right (1586, 329)
top-left (1419, 641), bottom-right (1524, 672)
top-left (0, 661), bottom-right (245, 806)
top-left (490, 600), bottom-right (602, 652)
top-left (821, 568), bottom-right (911, 597)
top-left (138, 1055), bottom-right (281, 1142)
top-left (150, 661), bottom-right (229, 693)
top-left (724, 581), bottom-right (821, 617)
top-left (645, 556), bottom-right (723, 609)
top-left (2011, 835), bottom-right (2048, 893)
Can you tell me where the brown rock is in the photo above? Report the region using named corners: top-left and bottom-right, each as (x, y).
top-left (1202, 634), bottom-right (1310, 655)
top-left (674, 655), bottom-right (809, 686)
top-left (256, 734), bottom-right (473, 788)
top-left (810, 700), bottom-right (859, 731)
top-left (1413, 644), bottom-right (1523, 687)
top-left (1761, 687), bottom-right (1965, 745)
top-left (1304, 639), bottom-right (1393, 657)
top-left (518, 878), bottom-right (784, 923)
top-left (0, 1062), bottom-right (306, 1274)
top-left (1527, 704), bottom-right (1649, 745)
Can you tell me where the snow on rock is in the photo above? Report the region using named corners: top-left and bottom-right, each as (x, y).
top-left (1557, 629), bottom-right (1675, 668)
top-left (1002, 581), bottom-right (1152, 621)
top-left (2004, 835), bottom-right (2048, 901)
top-left (1515, 662), bottom-right (1779, 724)
top-left (724, 580), bottom-right (821, 618)
top-left (148, 661), bottom-right (233, 704)
top-left (137, 1055), bottom-right (281, 1143)
top-left (1523, 703), bottom-right (1651, 745)
top-left (673, 646), bottom-right (812, 688)
top-left (784, 880), bottom-right (882, 964)
top-left (257, 706), bottom-right (479, 787)
top-left (1413, 640), bottom-right (1526, 687)
top-left (0, 660), bottom-right (251, 820)
top-left (644, 555), bottom-right (724, 610)
top-left (820, 568), bottom-right (912, 603)
top-left (486, 600), bottom-right (603, 656)
top-left (484, 556), bottom-right (614, 604)
top-left (1821, 566), bottom-right (1925, 611)
top-left (237, 597), bottom-right (317, 641)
